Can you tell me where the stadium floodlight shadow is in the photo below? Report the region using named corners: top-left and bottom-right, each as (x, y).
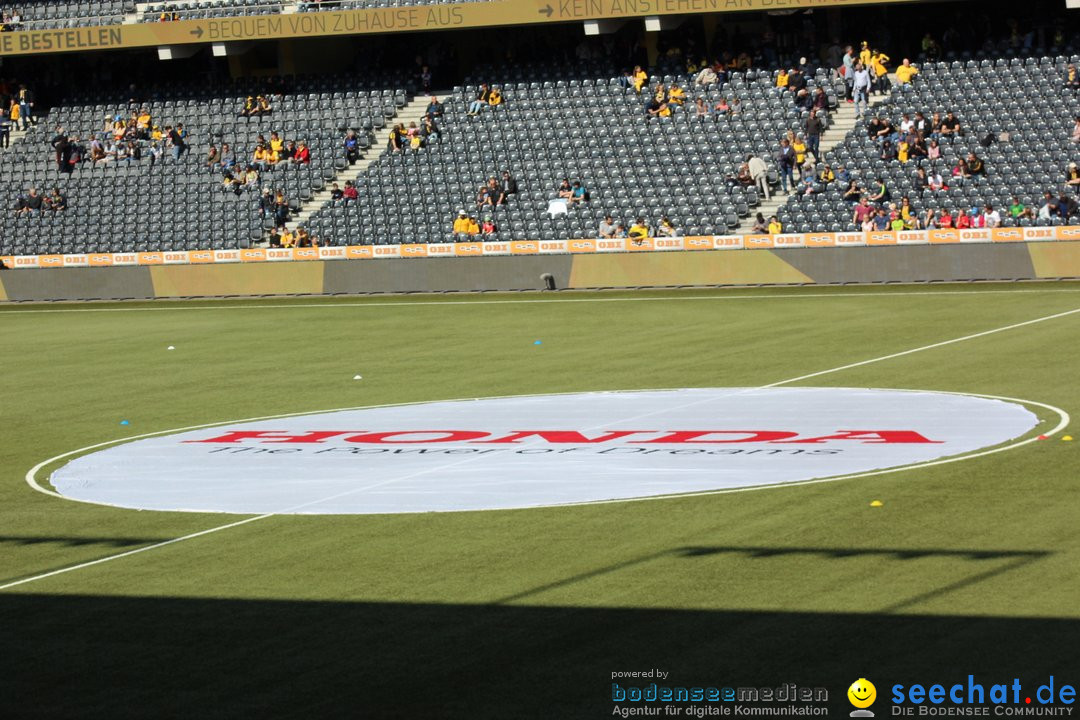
top-left (0, 535), bottom-right (162, 549)
top-left (493, 545), bottom-right (1051, 611)
top-left (3, 592), bottom-right (1076, 719)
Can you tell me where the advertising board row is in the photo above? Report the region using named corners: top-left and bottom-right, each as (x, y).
top-left (2, 226), bottom-right (1074, 270)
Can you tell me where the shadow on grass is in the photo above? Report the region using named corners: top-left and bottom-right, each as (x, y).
top-left (493, 545), bottom-right (1051, 610)
top-left (4, 589), bottom-right (1073, 719)
top-left (0, 535), bottom-right (161, 549)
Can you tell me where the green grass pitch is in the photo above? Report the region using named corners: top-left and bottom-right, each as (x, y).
top-left (1, 283), bottom-right (1078, 719)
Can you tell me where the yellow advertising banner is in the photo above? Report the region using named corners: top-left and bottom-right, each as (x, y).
top-left (0, 0), bottom-right (927, 57)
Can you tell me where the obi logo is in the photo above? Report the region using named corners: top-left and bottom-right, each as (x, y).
top-left (848, 679), bottom-right (877, 717)
top-left (774, 235), bottom-right (805, 246)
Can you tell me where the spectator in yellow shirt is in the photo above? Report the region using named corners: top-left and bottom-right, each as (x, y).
top-left (776, 69), bottom-right (789, 88)
top-left (895, 58), bottom-right (919, 85)
top-left (488, 87), bottom-right (503, 106)
top-left (871, 50), bottom-right (890, 93)
top-left (632, 66), bottom-right (649, 93)
top-left (859, 42), bottom-right (872, 69)
top-left (667, 86), bottom-right (686, 106)
top-left (628, 217), bottom-right (650, 244)
top-left (792, 135), bottom-right (807, 167)
top-left (453, 210), bottom-right (479, 237)
top-left (253, 145), bottom-right (271, 170)
top-left (897, 139), bottom-right (910, 163)
top-left (767, 216), bottom-right (783, 234)
top-left (453, 210), bottom-right (471, 234)
top-left (269, 132), bottom-right (284, 154)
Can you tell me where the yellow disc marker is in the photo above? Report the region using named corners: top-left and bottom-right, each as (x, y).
top-left (869, 500), bottom-right (884, 507)
top-left (1063, 435), bottom-right (1073, 441)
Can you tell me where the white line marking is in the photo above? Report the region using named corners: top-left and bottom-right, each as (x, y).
top-left (5, 304), bottom-right (1078, 590)
top-left (0, 286), bottom-right (1078, 316)
top-left (0, 515), bottom-right (271, 591)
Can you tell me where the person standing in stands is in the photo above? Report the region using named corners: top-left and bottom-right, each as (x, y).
top-left (747, 153), bottom-right (770, 200)
top-left (0, 108), bottom-right (9, 149)
top-left (50, 126), bottom-right (70, 172)
top-left (870, 49), bottom-right (890, 94)
top-left (168, 124), bottom-right (187, 161)
top-left (8, 98), bottom-right (19, 133)
top-left (776, 138), bottom-right (796, 194)
top-left (805, 109), bottom-right (823, 162)
top-left (842, 46), bottom-right (856, 102)
top-left (17, 85), bottom-right (33, 129)
top-left (852, 62), bottom-right (872, 118)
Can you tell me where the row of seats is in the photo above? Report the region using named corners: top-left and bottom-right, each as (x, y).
top-left (140, 0), bottom-right (283, 22)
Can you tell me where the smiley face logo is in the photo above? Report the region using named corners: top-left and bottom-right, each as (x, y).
top-left (848, 678), bottom-right (877, 709)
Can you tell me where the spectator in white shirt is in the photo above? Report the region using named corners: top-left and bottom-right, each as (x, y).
top-left (852, 63), bottom-right (872, 118)
top-left (982, 204), bottom-right (1001, 228)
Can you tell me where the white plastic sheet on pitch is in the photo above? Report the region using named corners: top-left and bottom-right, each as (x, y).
top-left (49, 388), bottom-right (1038, 515)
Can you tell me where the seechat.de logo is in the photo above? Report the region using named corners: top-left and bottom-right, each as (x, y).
top-left (848, 679), bottom-right (877, 718)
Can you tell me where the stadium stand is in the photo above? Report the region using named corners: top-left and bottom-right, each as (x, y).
top-left (0, 0), bottom-right (130, 29)
top-left (297, 0), bottom-right (498, 11)
top-left (138, 0), bottom-right (283, 23)
top-left (301, 60), bottom-right (842, 246)
top-left (0, 74), bottom-right (412, 256)
top-left (775, 56), bottom-right (1080, 232)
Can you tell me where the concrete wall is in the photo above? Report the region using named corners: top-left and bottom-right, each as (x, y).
top-left (1, 242), bottom-right (1078, 303)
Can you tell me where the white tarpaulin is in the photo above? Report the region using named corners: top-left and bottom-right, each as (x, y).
top-left (49, 388), bottom-right (1039, 515)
